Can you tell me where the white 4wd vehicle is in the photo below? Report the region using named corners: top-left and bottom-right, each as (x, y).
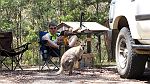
top-left (109, 0), bottom-right (150, 78)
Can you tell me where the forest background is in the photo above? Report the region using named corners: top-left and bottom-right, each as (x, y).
top-left (0, 0), bottom-right (110, 66)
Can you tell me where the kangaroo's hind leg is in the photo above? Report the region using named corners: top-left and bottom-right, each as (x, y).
top-left (68, 61), bottom-right (74, 75)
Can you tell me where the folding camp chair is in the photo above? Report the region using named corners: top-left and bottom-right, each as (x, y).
top-left (0, 32), bottom-right (31, 70)
top-left (39, 31), bottom-right (61, 70)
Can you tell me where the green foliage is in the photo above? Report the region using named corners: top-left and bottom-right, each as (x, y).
top-left (0, 0), bottom-right (110, 66)
top-left (92, 35), bottom-right (109, 66)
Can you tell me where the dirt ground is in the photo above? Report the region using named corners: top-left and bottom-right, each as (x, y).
top-left (0, 65), bottom-right (150, 84)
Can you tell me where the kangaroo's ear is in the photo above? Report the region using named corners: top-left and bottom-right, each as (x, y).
top-left (84, 39), bottom-right (87, 44)
top-left (78, 40), bottom-right (81, 44)
top-left (80, 40), bottom-right (86, 46)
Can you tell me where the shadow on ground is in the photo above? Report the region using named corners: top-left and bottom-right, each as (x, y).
top-left (0, 65), bottom-right (150, 84)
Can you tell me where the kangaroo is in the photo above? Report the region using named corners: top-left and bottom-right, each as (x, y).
top-left (56, 41), bottom-right (86, 75)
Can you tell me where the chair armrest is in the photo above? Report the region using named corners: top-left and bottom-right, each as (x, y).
top-left (0, 49), bottom-right (15, 53)
top-left (13, 42), bottom-right (31, 51)
top-left (0, 43), bottom-right (31, 57)
top-left (0, 48), bottom-right (16, 56)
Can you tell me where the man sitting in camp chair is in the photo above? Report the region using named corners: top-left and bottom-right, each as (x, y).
top-left (42, 22), bottom-right (60, 51)
top-left (40, 22), bottom-right (61, 70)
top-left (42, 22), bottom-right (60, 53)
top-left (41, 22), bottom-right (78, 70)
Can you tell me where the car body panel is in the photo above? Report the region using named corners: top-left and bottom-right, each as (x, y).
top-left (109, 0), bottom-right (150, 44)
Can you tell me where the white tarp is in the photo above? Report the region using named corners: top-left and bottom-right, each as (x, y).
top-left (57, 22), bottom-right (109, 32)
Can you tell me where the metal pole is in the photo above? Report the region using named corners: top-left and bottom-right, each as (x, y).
top-left (87, 33), bottom-right (91, 53)
top-left (80, 11), bottom-right (84, 28)
top-left (97, 34), bottom-right (101, 66)
top-left (0, 0), bottom-right (2, 70)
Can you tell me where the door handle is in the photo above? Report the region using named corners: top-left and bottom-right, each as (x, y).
top-left (131, 0), bottom-right (135, 2)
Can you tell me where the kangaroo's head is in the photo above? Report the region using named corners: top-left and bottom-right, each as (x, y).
top-left (79, 40), bottom-right (86, 50)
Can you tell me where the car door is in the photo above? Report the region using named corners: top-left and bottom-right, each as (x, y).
top-left (136, 0), bottom-right (150, 39)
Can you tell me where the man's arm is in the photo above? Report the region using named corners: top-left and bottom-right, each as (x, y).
top-left (68, 35), bottom-right (78, 47)
top-left (42, 34), bottom-right (59, 49)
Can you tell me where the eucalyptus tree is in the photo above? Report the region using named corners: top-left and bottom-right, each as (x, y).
top-left (0, 0), bottom-right (111, 65)
top-left (56, 0), bottom-right (109, 23)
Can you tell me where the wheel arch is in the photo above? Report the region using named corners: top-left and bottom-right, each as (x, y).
top-left (113, 16), bottom-right (129, 31)
top-left (110, 16), bottom-right (130, 61)
top-left (113, 15), bottom-right (141, 39)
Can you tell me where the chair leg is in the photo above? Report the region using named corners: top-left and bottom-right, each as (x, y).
top-left (11, 57), bottom-right (14, 70)
top-left (48, 58), bottom-right (59, 70)
top-left (13, 60), bottom-right (23, 70)
top-left (53, 66), bottom-right (59, 70)
top-left (54, 57), bottom-right (61, 69)
top-left (13, 55), bottom-right (23, 71)
top-left (41, 59), bottom-right (59, 70)
top-left (2, 63), bottom-right (10, 70)
top-left (41, 61), bottom-right (50, 70)
top-left (1, 57), bottom-right (11, 70)
top-left (40, 62), bottom-right (45, 70)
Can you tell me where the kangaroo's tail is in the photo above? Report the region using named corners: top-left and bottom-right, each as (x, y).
top-left (56, 65), bottom-right (63, 75)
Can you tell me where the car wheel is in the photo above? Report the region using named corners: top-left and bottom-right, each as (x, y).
top-left (115, 27), bottom-right (147, 78)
